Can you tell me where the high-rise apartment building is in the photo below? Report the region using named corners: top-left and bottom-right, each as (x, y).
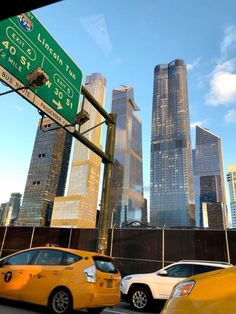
top-left (15, 118), bottom-right (72, 226)
top-left (193, 126), bottom-right (227, 228)
top-left (110, 86), bottom-right (145, 227)
top-left (51, 73), bottom-right (106, 228)
top-left (227, 165), bottom-right (236, 228)
top-left (150, 59), bottom-right (195, 228)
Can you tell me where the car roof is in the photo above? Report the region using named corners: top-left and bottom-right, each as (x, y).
top-left (176, 260), bottom-right (233, 267)
top-left (0, 246), bottom-right (110, 260)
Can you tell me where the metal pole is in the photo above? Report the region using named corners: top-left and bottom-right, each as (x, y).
top-left (0, 227), bottom-right (8, 258)
top-left (29, 226), bottom-right (35, 248)
top-left (97, 114), bottom-right (116, 255)
top-left (225, 228), bottom-right (231, 264)
top-left (162, 225), bottom-right (165, 268)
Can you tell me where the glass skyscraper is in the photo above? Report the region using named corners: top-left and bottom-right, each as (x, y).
top-left (150, 59), bottom-right (195, 228)
top-left (51, 73), bottom-right (106, 228)
top-left (15, 118), bottom-right (72, 226)
top-left (193, 126), bottom-right (227, 227)
top-left (110, 86), bottom-right (145, 227)
top-left (227, 165), bottom-right (236, 228)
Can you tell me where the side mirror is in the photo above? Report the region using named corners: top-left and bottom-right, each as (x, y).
top-left (158, 269), bottom-right (168, 276)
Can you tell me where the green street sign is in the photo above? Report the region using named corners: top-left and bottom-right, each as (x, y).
top-left (0, 12), bottom-right (82, 126)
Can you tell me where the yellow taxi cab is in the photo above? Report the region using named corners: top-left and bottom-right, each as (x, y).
top-left (161, 264), bottom-right (236, 314)
top-left (0, 245), bottom-right (121, 314)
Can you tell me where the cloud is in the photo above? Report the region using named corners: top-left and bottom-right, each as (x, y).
top-left (14, 104), bottom-right (26, 112)
top-left (187, 57), bottom-right (200, 71)
top-left (80, 14), bottom-right (112, 56)
top-left (206, 59), bottom-right (236, 105)
top-left (221, 25), bottom-right (236, 56)
top-left (190, 120), bottom-right (208, 129)
top-left (224, 109), bottom-right (236, 123)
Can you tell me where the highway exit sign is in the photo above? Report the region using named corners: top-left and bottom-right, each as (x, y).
top-left (0, 12), bottom-right (82, 126)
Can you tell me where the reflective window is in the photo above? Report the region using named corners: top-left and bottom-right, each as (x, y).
top-left (166, 264), bottom-right (193, 278)
top-left (4, 249), bottom-right (38, 265)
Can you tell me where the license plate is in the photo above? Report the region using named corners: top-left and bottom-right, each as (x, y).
top-left (106, 279), bottom-right (113, 288)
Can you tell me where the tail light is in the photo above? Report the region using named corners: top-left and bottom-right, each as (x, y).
top-left (171, 280), bottom-right (195, 298)
top-left (84, 265), bottom-right (97, 283)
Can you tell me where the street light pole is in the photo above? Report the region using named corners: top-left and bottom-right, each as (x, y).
top-left (97, 114), bottom-right (117, 255)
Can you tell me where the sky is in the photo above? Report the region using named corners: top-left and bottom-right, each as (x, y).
top-left (0, 0), bottom-right (236, 214)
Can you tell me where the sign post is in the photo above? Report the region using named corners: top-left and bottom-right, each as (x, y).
top-left (0, 12), bottom-right (82, 127)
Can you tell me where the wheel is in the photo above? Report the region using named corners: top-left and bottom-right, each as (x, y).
top-left (129, 286), bottom-right (152, 311)
top-left (87, 307), bottom-right (105, 314)
top-left (48, 287), bottom-right (73, 314)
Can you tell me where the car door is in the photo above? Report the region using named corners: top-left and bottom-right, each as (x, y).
top-left (157, 264), bottom-right (193, 298)
top-left (0, 249), bottom-right (38, 300)
top-left (21, 248), bottom-right (65, 304)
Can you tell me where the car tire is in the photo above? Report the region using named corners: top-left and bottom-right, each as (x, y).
top-left (87, 307), bottom-right (105, 313)
top-left (129, 286), bottom-right (152, 311)
top-left (48, 287), bottom-right (73, 314)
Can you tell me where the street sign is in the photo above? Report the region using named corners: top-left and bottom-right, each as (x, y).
top-left (0, 11), bottom-right (82, 126)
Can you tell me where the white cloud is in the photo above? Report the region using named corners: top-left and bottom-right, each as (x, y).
top-left (224, 109), bottom-right (236, 123)
top-left (190, 120), bottom-right (208, 129)
top-left (14, 104), bottom-right (26, 112)
top-left (187, 57), bottom-right (200, 71)
top-left (221, 25), bottom-right (236, 56)
top-left (206, 59), bottom-right (236, 105)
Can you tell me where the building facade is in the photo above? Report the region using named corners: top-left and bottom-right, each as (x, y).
top-left (150, 59), bottom-right (195, 228)
top-left (193, 126), bottom-right (227, 228)
top-left (110, 86), bottom-right (145, 227)
top-left (227, 165), bottom-right (236, 228)
top-left (51, 73), bottom-right (106, 228)
top-left (15, 118), bottom-right (72, 226)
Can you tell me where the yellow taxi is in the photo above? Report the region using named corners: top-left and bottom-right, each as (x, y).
top-left (161, 264), bottom-right (236, 314)
top-left (0, 245), bottom-right (121, 314)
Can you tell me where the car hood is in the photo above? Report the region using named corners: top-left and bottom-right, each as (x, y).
top-left (123, 272), bottom-right (156, 280)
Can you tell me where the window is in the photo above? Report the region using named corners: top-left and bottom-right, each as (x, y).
top-left (166, 264), bottom-right (193, 278)
top-left (4, 250), bottom-right (38, 265)
top-left (63, 252), bottom-right (82, 265)
top-left (193, 264), bottom-right (222, 275)
top-left (93, 256), bottom-right (119, 274)
top-left (33, 249), bottom-right (63, 265)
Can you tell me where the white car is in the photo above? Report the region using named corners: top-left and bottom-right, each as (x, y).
top-left (120, 260), bottom-right (232, 311)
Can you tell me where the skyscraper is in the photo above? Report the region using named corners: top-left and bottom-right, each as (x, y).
top-left (227, 165), bottom-right (236, 228)
top-left (0, 192), bottom-right (22, 226)
top-left (51, 73), bottom-right (106, 228)
top-left (150, 59), bottom-right (195, 228)
top-left (15, 118), bottom-right (72, 226)
top-left (110, 86), bottom-right (145, 227)
top-left (193, 126), bottom-right (227, 228)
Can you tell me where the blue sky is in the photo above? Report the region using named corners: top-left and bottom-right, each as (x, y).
top-left (1, 0), bottom-right (236, 212)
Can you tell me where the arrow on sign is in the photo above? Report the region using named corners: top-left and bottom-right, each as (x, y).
top-left (52, 99), bottom-right (63, 110)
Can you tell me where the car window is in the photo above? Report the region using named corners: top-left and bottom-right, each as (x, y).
top-left (93, 256), bottom-right (119, 274)
top-left (3, 250), bottom-right (38, 265)
top-left (33, 249), bottom-right (63, 265)
top-left (63, 252), bottom-right (82, 265)
top-left (166, 264), bottom-right (193, 278)
top-left (193, 264), bottom-right (222, 275)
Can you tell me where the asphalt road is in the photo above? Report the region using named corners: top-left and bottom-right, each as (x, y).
top-left (0, 299), bottom-right (166, 314)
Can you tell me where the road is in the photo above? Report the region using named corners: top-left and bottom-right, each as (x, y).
top-left (0, 299), bottom-right (166, 314)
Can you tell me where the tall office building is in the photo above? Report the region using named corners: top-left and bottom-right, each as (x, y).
top-left (0, 192), bottom-right (22, 226)
top-left (150, 59), bottom-right (195, 228)
top-left (15, 118), bottom-right (72, 226)
top-left (51, 73), bottom-right (106, 228)
top-left (110, 86), bottom-right (145, 227)
top-left (193, 126), bottom-right (227, 228)
top-left (227, 165), bottom-right (236, 228)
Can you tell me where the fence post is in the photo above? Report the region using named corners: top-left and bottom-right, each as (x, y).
top-left (0, 227), bottom-right (8, 258)
top-left (29, 226), bottom-right (35, 248)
